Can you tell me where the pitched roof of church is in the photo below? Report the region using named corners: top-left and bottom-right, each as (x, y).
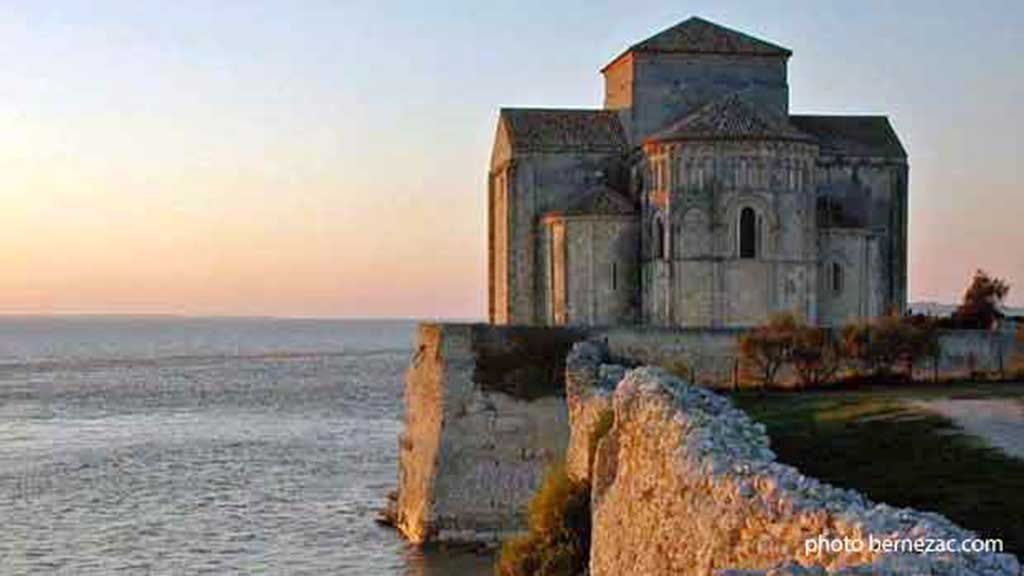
top-left (603, 17), bottom-right (791, 72)
top-left (646, 93), bottom-right (814, 144)
top-left (499, 108), bottom-right (627, 153)
top-left (790, 115), bottom-right (907, 158)
top-left (545, 185), bottom-right (636, 219)
top-left (568, 185), bottom-right (636, 215)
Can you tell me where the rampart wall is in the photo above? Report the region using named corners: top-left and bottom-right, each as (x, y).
top-left (392, 323), bottom-right (585, 543)
top-left (566, 341), bottom-right (1021, 575)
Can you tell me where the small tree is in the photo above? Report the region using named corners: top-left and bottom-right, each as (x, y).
top-left (840, 321), bottom-right (873, 376)
top-left (953, 269), bottom-right (1010, 329)
top-left (840, 319), bottom-right (901, 377)
top-left (899, 315), bottom-right (940, 379)
top-left (867, 315), bottom-right (909, 376)
top-left (739, 312), bottom-right (799, 388)
top-left (840, 315), bottom-right (939, 381)
top-left (791, 326), bottom-right (841, 388)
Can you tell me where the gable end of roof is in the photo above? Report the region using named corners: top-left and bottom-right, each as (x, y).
top-left (499, 108), bottom-right (628, 154)
top-left (603, 16), bottom-right (791, 73)
top-left (646, 93), bottom-right (813, 144)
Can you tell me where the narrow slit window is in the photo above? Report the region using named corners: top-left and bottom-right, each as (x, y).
top-left (654, 218), bottom-right (665, 260)
top-left (739, 207), bottom-right (757, 259)
top-left (832, 262), bottom-right (844, 295)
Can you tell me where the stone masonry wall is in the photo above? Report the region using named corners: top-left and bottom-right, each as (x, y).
top-left (934, 326), bottom-right (1023, 377)
top-left (393, 323), bottom-right (585, 543)
top-left (594, 325), bottom-right (1024, 389)
top-left (566, 341), bottom-right (1021, 575)
top-left (594, 325), bottom-right (744, 388)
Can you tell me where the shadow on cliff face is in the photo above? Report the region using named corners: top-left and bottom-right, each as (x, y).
top-left (472, 326), bottom-right (588, 400)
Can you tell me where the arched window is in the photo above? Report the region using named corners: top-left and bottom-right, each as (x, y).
top-left (831, 262), bottom-right (844, 295)
top-left (739, 207), bottom-right (757, 259)
top-left (653, 218), bottom-right (665, 260)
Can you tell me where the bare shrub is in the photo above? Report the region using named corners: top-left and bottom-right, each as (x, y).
top-left (495, 464), bottom-right (590, 576)
top-left (739, 312), bottom-right (800, 388)
top-left (791, 326), bottom-right (841, 388)
top-left (840, 315), bottom-right (939, 380)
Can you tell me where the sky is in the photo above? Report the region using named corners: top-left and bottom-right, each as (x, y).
top-left (0, 0), bottom-right (1021, 318)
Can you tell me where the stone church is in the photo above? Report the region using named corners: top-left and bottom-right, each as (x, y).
top-left (488, 17), bottom-right (908, 328)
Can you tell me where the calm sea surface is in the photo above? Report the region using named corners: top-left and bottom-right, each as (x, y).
top-left (0, 317), bottom-right (492, 575)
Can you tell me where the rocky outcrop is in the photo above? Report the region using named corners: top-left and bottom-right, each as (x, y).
top-left (391, 323), bottom-right (1023, 573)
top-left (564, 340), bottom-right (621, 483)
top-left (392, 324), bottom-right (583, 543)
top-left (566, 341), bottom-right (1021, 575)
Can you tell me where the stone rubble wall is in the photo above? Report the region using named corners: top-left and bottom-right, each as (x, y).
top-left (393, 323), bottom-right (584, 543)
top-left (566, 341), bottom-right (1021, 575)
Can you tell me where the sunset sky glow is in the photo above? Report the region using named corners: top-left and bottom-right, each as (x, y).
top-left (1, 1), bottom-right (1021, 318)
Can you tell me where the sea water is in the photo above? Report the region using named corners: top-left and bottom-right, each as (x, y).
top-left (0, 317), bottom-right (492, 575)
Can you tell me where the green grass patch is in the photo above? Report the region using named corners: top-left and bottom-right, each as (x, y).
top-left (733, 384), bottom-right (1024, 557)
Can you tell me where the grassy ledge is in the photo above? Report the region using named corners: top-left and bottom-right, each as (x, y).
top-left (733, 383), bottom-right (1024, 557)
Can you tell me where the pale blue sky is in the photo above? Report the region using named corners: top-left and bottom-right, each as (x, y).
top-left (0, 1), bottom-right (1021, 317)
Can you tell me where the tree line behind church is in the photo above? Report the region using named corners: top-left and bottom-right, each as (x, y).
top-left (733, 269), bottom-right (1021, 389)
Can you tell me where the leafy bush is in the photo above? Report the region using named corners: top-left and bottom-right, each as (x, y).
top-left (495, 464), bottom-right (591, 576)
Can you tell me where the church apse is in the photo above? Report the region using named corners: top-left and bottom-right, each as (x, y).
top-left (488, 17), bottom-right (908, 328)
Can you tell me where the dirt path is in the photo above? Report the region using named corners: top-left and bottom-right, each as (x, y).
top-left (910, 398), bottom-right (1024, 460)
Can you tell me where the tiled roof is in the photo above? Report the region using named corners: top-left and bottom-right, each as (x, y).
top-left (565, 185), bottom-right (636, 216)
top-left (545, 185), bottom-right (636, 219)
top-left (646, 93), bottom-right (814, 144)
top-left (790, 115), bottom-right (907, 158)
top-left (500, 108), bottom-right (627, 153)
top-left (604, 17), bottom-right (790, 71)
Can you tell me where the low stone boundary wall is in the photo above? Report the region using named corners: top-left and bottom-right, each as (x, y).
top-left (934, 328), bottom-right (1023, 378)
top-left (593, 325), bottom-right (1024, 388)
top-left (594, 326), bottom-right (744, 388)
top-left (566, 341), bottom-right (1021, 575)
